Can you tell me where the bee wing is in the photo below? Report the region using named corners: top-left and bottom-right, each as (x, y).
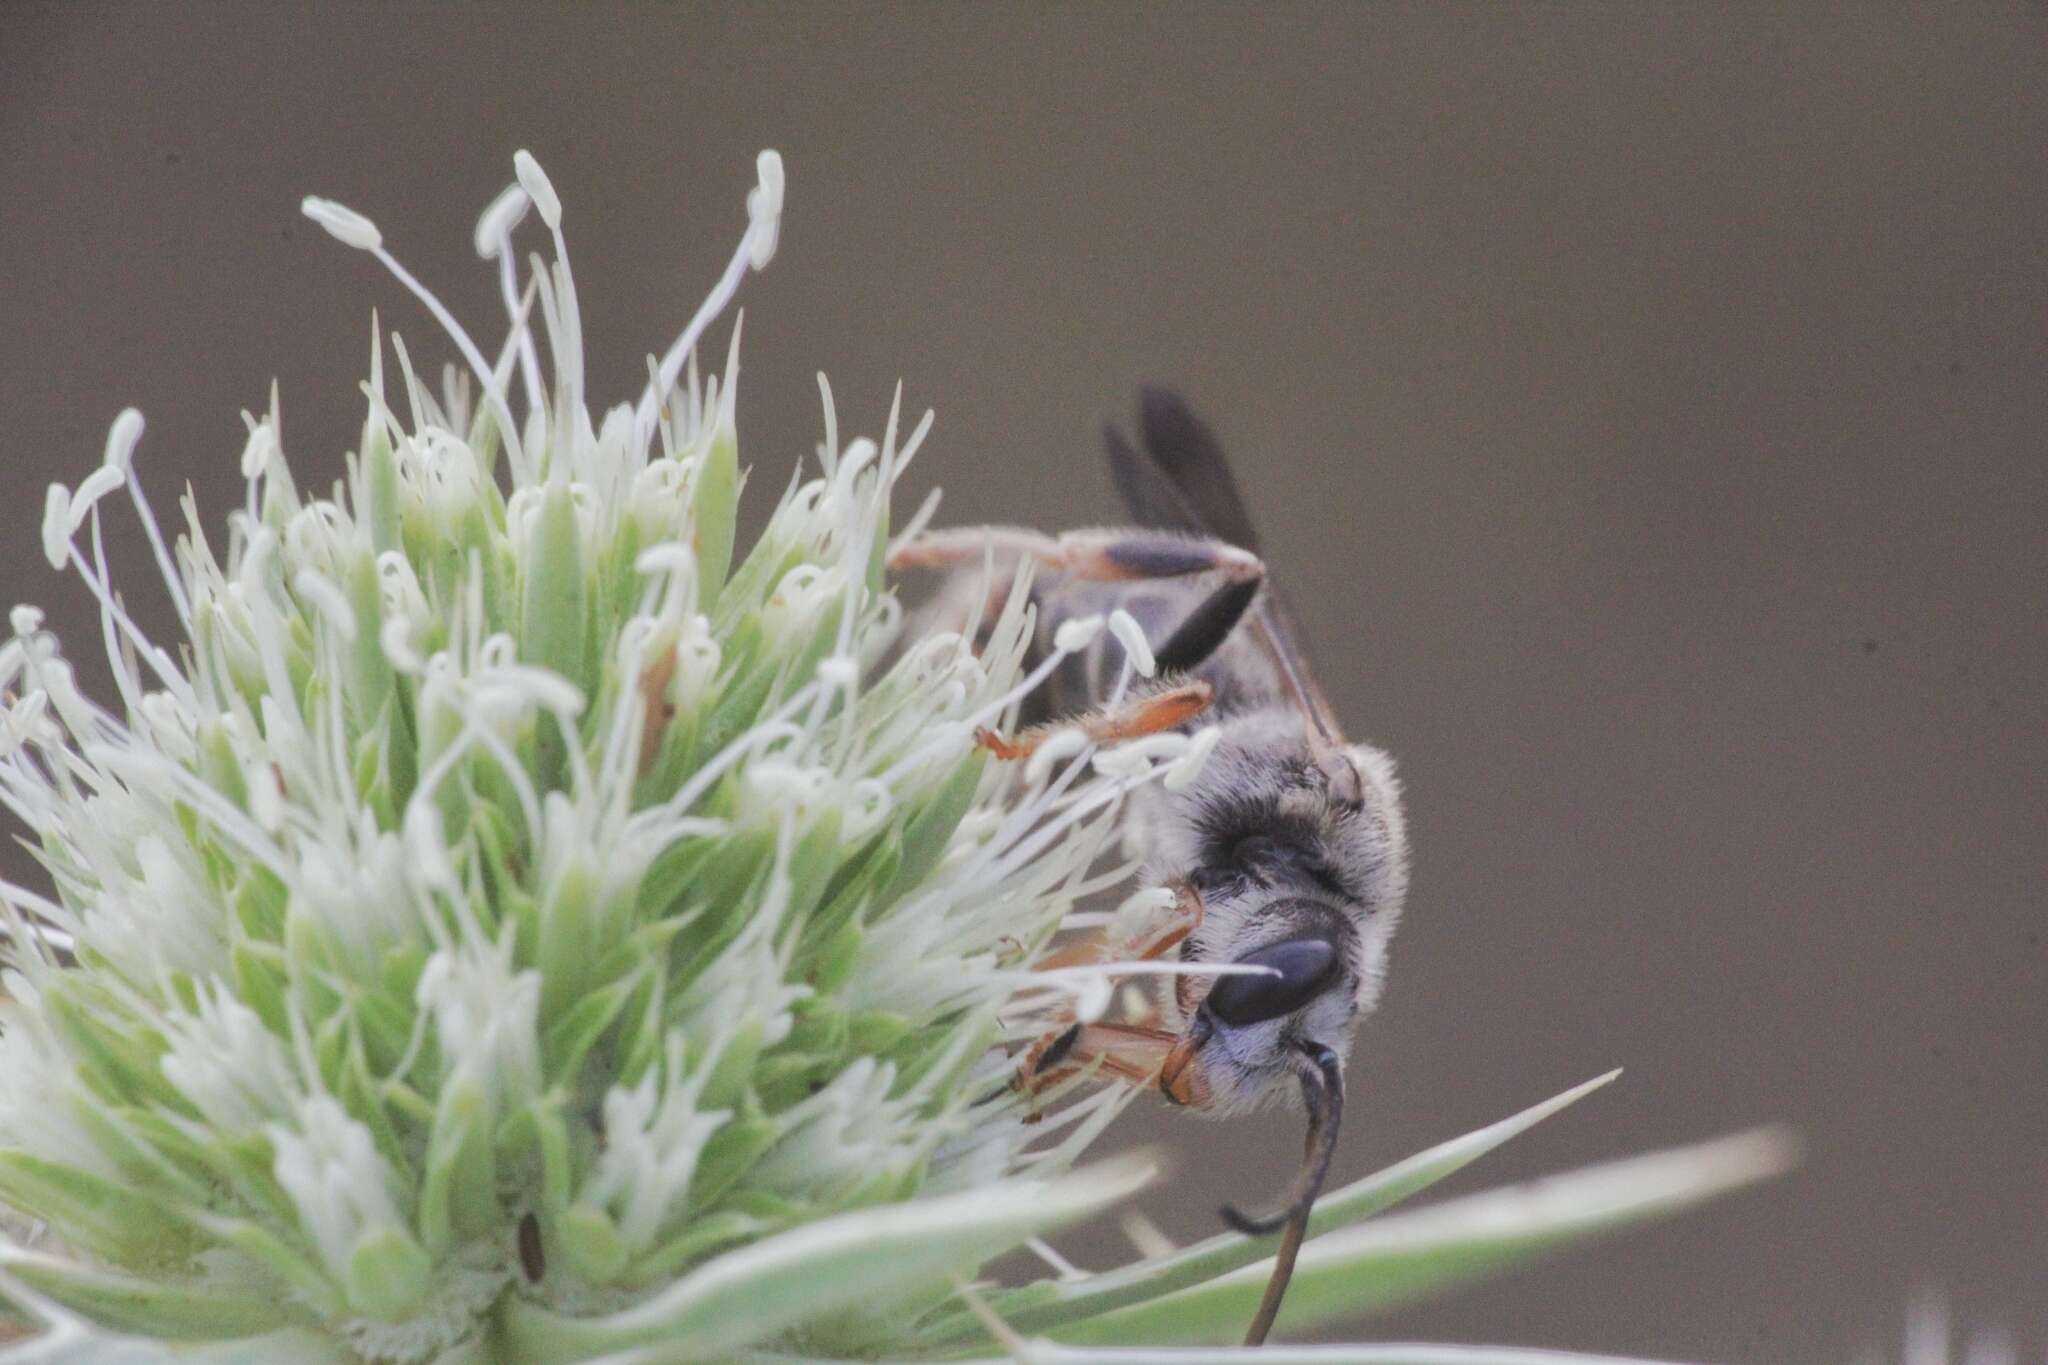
top-left (1125, 386), bottom-right (1263, 554)
top-left (1107, 387), bottom-right (1348, 748)
top-left (1245, 584), bottom-right (1349, 749)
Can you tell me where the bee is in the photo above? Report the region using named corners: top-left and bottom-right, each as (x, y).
top-left (889, 388), bottom-right (1409, 1344)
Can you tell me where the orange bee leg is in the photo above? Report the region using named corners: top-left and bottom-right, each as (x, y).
top-left (1017, 1021), bottom-right (1201, 1097)
top-left (1013, 882), bottom-right (1213, 1107)
top-left (976, 679), bottom-right (1216, 763)
top-left (1024, 877), bottom-right (1204, 976)
top-left (889, 525), bottom-right (1262, 586)
top-left (1029, 933), bottom-right (1114, 973)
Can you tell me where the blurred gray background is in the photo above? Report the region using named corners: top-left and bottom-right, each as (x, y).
top-left (3, 4), bottom-right (2044, 1360)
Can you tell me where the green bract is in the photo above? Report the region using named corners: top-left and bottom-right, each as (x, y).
top-left (0, 152), bottom-right (1790, 1364)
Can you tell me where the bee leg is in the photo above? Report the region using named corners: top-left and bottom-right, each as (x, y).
top-left (1052, 530), bottom-right (1263, 585)
top-left (976, 678), bottom-right (1215, 761)
top-left (889, 526), bottom-right (1262, 585)
top-left (1029, 934), bottom-right (1114, 972)
top-left (1005, 1022), bottom-right (1086, 1121)
top-left (1017, 1022), bottom-right (1194, 1096)
top-left (1018, 1022), bottom-right (1084, 1081)
top-left (1007, 886), bottom-right (1213, 1106)
top-left (887, 525), bottom-right (1057, 574)
top-left (1027, 878), bottom-right (1204, 974)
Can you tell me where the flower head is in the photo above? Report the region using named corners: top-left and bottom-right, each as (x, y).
top-left (0, 148), bottom-right (1198, 1361)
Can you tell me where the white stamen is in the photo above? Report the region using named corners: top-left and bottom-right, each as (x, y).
top-left (631, 152), bottom-right (782, 453)
top-left (300, 196), bottom-right (382, 251)
top-left (1120, 1209), bottom-right (1178, 1259)
top-left (1090, 745), bottom-right (1156, 781)
top-left (494, 230), bottom-right (544, 416)
top-left (1107, 609), bottom-right (1155, 678)
top-left (473, 184), bottom-right (531, 259)
top-left (1091, 733), bottom-right (1190, 781)
top-left (2, 691), bottom-right (48, 753)
top-left (1163, 724), bottom-right (1222, 791)
top-left (1053, 614), bottom-right (1105, 655)
top-left (380, 616), bottom-right (422, 674)
top-left (1024, 728), bottom-right (1090, 786)
top-left (101, 408), bottom-right (145, 473)
top-left (892, 407), bottom-right (936, 477)
top-left (238, 420), bottom-right (276, 481)
top-left (291, 570), bottom-right (357, 642)
top-left (41, 486), bottom-right (71, 569)
top-left (110, 414), bottom-right (193, 627)
top-left (403, 802), bottom-right (457, 896)
top-left (512, 150), bottom-right (561, 230)
top-left (816, 372), bottom-right (839, 476)
top-left (244, 758), bottom-right (284, 834)
top-left (1024, 1236), bottom-right (1085, 1281)
top-left (815, 655), bottom-right (859, 691)
top-left (66, 465), bottom-right (126, 531)
top-left (746, 149), bottom-right (784, 270)
top-left (1072, 971), bottom-right (1113, 1022)
top-left (891, 485), bottom-right (944, 555)
top-left (304, 203), bottom-right (530, 485)
top-left (633, 544), bottom-right (697, 577)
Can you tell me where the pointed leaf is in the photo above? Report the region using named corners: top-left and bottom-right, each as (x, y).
top-left (521, 478), bottom-right (589, 691)
top-left (495, 1153), bottom-right (1156, 1363)
top-left (0, 1323), bottom-right (352, 1364)
top-left (892, 753), bottom-right (985, 895)
top-left (0, 1155), bottom-right (190, 1269)
top-left (927, 1347), bottom-right (1704, 1365)
top-left (0, 1247), bottom-right (292, 1340)
top-left (933, 1071), bottom-right (1623, 1342)
top-left (1052, 1129), bottom-right (1796, 1347)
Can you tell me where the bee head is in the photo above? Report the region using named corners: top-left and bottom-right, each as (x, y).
top-left (1159, 899), bottom-right (1360, 1114)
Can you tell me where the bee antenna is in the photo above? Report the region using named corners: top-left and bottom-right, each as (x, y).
top-left (1218, 1042), bottom-right (1343, 1345)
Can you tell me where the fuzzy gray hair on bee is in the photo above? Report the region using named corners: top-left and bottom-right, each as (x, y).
top-left (889, 387), bottom-right (1409, 1344)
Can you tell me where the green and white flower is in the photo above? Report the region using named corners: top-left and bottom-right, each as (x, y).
top-left (0, 150), bottom-right (1789, 1364)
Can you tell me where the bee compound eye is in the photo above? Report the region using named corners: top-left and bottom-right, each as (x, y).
top-left (1204, 936), bottom-right (1340, 1027)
